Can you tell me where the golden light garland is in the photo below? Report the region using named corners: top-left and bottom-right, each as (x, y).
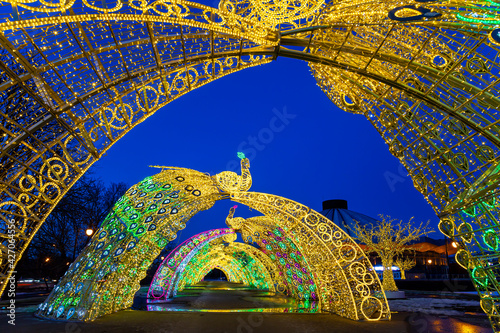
top-left (35, 157), bottom-right (389, 322)
top-left (0, 0), bottom-right (500, 330)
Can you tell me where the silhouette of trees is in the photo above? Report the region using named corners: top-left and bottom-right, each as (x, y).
top-left (17, 174), bottom-right (127, 281)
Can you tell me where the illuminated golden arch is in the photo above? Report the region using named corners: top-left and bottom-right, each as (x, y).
top-left (226, 207), bottom-right (318, 300)
top-left (148, 228), bottom-right (280, 299)
top-left (1, 0), bottom-right (500, 330)
top-left (178, 254), bottom-right (251, 288)
top-left (147, 228), bottom-right (239, 299)
top-left (228, 192), bottom-right (390, 320)
top-left (174, 242), bottom-right (276, 293)
top-left (189, 262), bottom-right (244, 284)
top-left (35, 158), bottom-right (389, 322)
top-left (185, 259), bottom-right (247, 285)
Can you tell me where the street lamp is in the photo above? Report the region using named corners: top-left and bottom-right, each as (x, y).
top-left (85, 228), bottom-right (93, 237)
top-left (45, 257), bottom-right (50, 262)
top-left (427, 259), bottom-right (432, 264)
top-left (451, 241), bottom-right (457, 248)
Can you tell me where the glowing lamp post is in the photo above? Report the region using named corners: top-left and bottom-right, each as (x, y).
top-left (85, 228), bottom-right (94, 237)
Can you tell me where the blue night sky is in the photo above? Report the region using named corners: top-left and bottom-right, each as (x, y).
top-left (90, 56), bottom-right (440, 245)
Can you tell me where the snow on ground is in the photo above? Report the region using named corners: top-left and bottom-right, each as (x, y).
top-left (389, 297), bottom-right (482, 316)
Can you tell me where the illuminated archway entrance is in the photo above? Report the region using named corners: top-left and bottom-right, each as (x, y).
top-left (35, 159), bottom-right (389, 322)
top-left (148, 228), bottom-right (279, 299)
top-left (0, 0), bottom-right (499, 330)
top-left (171, 241), bottom-right (275, 294)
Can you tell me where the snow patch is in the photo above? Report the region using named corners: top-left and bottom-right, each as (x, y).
top-left (388, 297), bottom-right (481, 316)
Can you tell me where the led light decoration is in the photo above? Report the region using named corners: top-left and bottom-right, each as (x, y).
top-left (174, 241), bottom-right (275, 294)
top-left (35, 165), bottom-right (229, 321)
top-left (148, 228), bottom-right (276, 299)
top-left (148, 228), bottom-right (236, 299)
top-left (36, 158), bottom-right (389, 322)
top-left (226, 207), bottom-right (317, 299)
top-left (1, 0), bottom-right (500, 330)
top-left (225, 199), bottom-right (389, 320)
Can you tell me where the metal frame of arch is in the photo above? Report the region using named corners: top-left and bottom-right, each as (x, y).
top-left (1, 0), bottom-right (500, 330)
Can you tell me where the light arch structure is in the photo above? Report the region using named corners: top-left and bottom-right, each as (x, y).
top-left (230, 241), bottom-right (285, 294)
top-left (178, 257), bottom-right (246, 286)
top-left (227, 193), bottom-right (390, 320)
top-left (148, 227), bottom-right (278, 299)
top-left (183, 260), bottom-right (244, 285)
top-left (172, 241), bottom-right (276, 294)
top-left (0, 0), bottom-right (500, 329)
top-left (147, 228), bottom-right (237, 299)
top-left (226, 207), bottom-right (319, 300)
top-left (35, 158), bottom-right (389, 322)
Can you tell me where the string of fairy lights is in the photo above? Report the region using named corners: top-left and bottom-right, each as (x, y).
top-left (148, 228), bottom-right (237, 299)
top-left (1, 0), bottom-right (500, 330)
top-left (35, 157), bottom-right (389, 322)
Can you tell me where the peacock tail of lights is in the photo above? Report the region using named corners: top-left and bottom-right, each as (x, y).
top-left (34, 166), bottom-right (227, 321)
top-left (0, 0), bottom-right (499, 330)
top-left (35, 159), bottom-right (390, 322)
top-left (226, 210), bottom-right (317, 300)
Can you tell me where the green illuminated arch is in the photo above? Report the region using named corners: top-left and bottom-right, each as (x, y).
top-left (147, 228), bottom-right (238, 299)
top-left (148, 228), bottom-right (279, 299)
top-left (174, 242), bottom-right (275, 293)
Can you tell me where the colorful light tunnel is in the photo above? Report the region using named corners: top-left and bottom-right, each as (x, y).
top-left (147, 228), bottom-right (276, 299)
top-left (35, 159), bottom-right (389, 322)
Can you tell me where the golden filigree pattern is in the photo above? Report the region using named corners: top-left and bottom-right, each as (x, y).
top-left (1, 0), bottom-right (500, 330)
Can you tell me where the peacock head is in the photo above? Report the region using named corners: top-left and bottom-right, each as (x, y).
top-left (225, 205), bottom-right (245, 230)
top-left (214, 153), bottom-right (252, 193)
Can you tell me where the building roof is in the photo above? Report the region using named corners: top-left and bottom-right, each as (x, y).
top-left (319, 200), bottom-right (379, 238)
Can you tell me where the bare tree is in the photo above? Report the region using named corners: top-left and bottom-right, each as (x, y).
top-left (353, 215), bottom-right (433, 291)
top-left (64, 176), bottom-right (128, 259)
top-left (18, 174), bottom-right (127, 280)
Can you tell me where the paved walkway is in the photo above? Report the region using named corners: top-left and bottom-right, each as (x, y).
top-left (1, 281), bottom-right (494, 333)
